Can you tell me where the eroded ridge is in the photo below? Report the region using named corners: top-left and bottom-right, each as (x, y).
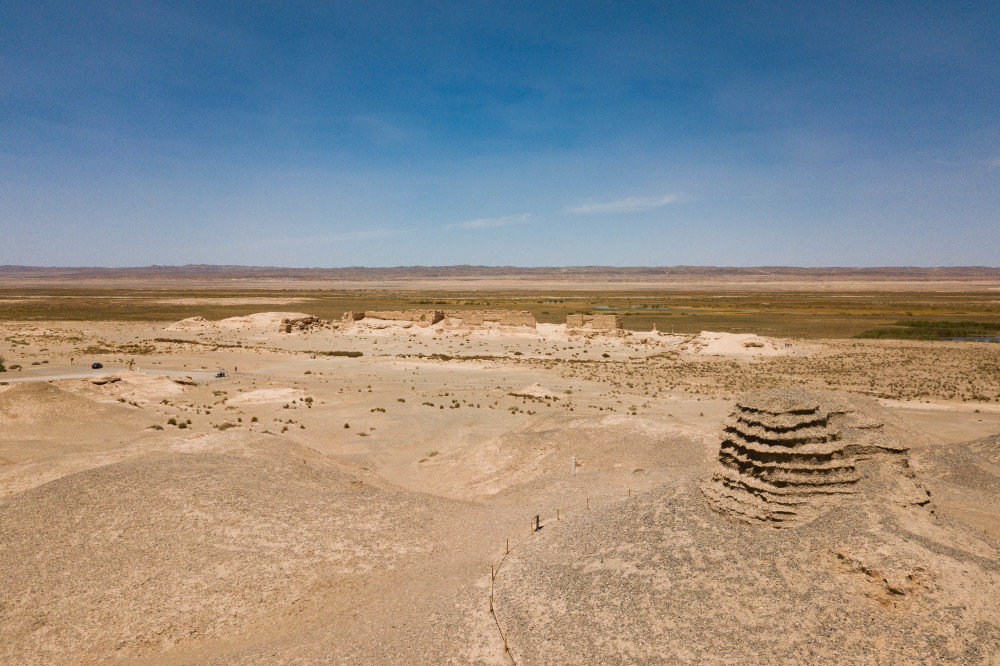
top-left (701, 387), bottom-right (922, 527)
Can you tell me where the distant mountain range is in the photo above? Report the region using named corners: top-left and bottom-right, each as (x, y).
top-left (2, 264), bottom-right (999, 281)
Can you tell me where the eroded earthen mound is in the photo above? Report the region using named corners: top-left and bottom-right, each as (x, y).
top-left (702, 387), bottom-right (930, 526)
top-left (0, 433), bottom-right (441, 665)
top-left (0, 381), bottom-right (139, 429)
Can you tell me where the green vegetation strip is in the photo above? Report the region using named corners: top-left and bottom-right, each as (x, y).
top-left (855, 320), bottom-right (1000, 341)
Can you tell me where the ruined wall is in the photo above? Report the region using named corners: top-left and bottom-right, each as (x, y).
top-left (279, 315), bottom-right (328, 333)
top-left (446, 310), bottom-right (536, 327)
top-left (566, 314), bottom-right (623, 330)
top-left (343, 309), bottom-right (534, 327)
top-left (349, 310), bottom-right (445, 324)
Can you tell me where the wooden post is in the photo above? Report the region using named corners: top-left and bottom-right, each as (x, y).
top-left (491, 564), bottom-right (494, 581)
top-left (556, 508), bottom-right (560, 521)
top-left (628, 488), bottom-right (631, 497)
top-left (586, 497), bottom-right (590, 510)
top-left (506, 537), bottom-right (509, 554)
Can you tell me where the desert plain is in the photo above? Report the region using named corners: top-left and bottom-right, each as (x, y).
top-left (1, 266), bottom-right (1000, 665)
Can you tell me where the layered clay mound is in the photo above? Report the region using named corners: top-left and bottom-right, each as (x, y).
top-left (702, 387), bottom-right (929, 526)
top-left (0, 433), bottom-right (444, 665)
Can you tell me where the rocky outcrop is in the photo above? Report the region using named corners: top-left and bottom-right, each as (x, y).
top-left (701, 387), bottom-right (929, 527)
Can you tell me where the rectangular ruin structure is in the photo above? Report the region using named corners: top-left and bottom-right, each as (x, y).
top-left (445, 310), bottom-right (537, 327)
top-left (566, 314), bottom-right (623, 330)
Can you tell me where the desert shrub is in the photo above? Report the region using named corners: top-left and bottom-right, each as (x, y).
top-left (0, 356), bottom-right (5, 372)
top-left (310, 350), bottom-right (363, 357)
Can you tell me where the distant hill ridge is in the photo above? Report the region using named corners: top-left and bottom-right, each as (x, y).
top-left (2, 264), bottom-right (999, 281)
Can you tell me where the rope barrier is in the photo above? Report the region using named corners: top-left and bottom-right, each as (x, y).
top-left (488, 487), bottom-right (634, 664)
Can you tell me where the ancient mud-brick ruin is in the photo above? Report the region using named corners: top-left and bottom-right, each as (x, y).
top-left (566, 314), bottom-right (623, 330)
top-left (279, 315), bottom-right (328, 333)
top-left (341, 309), bottom-right (536, 327)
top-left (701, 387), bottom-right (924, 527)
top-left (446, 310), bottom-right (536, 327)
top-left (346, 310), bottom-right (445, 324)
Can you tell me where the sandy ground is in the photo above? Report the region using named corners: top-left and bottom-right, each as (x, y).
top-left (1, 312), bottom-right (998, 664)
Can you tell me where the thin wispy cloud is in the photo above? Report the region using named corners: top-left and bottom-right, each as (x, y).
top-left (452, 213), bottom-right (531, 229)
top-left (565, 194), bottom-right (679, 215)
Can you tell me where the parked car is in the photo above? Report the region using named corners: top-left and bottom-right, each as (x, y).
top-left (215, 371), bottom-right (226, 378)
top-left (91, 362), bottom-right (103, 369)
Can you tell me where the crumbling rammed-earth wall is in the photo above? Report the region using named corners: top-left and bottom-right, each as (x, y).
top-left (566, 314), bottom-right (623, 330)
top-left (279, 316), bottom-right (328, 333)
top-left (447, 310), bottom-right (536, 327)
top-left (357, 310), bottom-right (445, 324)
top-left (342, 309), bottom-right (535, 327)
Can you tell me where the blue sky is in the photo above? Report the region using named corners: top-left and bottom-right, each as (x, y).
top-left (1, 1), bottom-right (997, 267)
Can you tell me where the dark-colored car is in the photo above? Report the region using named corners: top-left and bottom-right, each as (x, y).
top-left (91, 362), bottom-right (103, 369)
